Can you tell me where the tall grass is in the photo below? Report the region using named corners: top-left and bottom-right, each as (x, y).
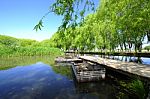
top-left (0, 35), bottom-right (64, 57)
top-left (0, 46), bottom-right (63, 57)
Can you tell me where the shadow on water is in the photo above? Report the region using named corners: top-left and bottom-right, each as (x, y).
top-left (0, 56), bottom-right (149, 99)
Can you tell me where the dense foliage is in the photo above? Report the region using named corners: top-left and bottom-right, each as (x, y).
top-left (47, 0), bottom-right (150, 52)
top-left (0, 35), bottom-right (63, 57)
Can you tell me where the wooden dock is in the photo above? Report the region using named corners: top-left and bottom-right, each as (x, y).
top-left (55, 57), bottom-right (82, 63)
top-left (79, 56), bottom-right (150, 80)
top-left (55, 57), bottom-right (105, 82)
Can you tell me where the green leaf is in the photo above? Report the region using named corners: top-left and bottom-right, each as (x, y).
top-left (80, 10), bottom-right (85, 17)
top-left (33, 20), bottom-right (44, 31)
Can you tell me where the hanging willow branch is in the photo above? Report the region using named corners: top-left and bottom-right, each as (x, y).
top-left (34, 0), bottom-right (96, 31)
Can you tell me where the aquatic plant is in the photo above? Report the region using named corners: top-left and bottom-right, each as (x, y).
top-left (116, 92), bottom-right (129, 99)
top-left (129, 79), bottom-right (146, 99)
top-left (119, 79), bottom-right (148, 99)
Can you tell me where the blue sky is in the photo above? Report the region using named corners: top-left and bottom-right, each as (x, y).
top-left (0, 0), bottom-right (63, 41)
top-left (0, 0), bottom-right (99, 41)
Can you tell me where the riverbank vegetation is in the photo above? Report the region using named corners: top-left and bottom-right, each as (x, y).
top-left (0, 35), bottom-right (63, 57)
top-left (45, 0), bottom-right (150, 53)
top-left (119, 79), bottom-right (148, 99)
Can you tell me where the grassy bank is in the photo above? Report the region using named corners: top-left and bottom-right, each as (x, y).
top-left (0, 35), bottom-right (64, 57)
top-left (0, 46), bottom-right (63, 57)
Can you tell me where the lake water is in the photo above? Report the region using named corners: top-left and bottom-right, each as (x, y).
top-left (92, 54), bottom-right (150, 65)
top-left (107, 56), bottom-right (150, 65)
top-left (0, 56), bottom-right (148, 99)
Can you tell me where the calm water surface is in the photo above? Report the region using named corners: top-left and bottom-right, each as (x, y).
top-left (0, 56), bottom-right (145, 99)
top-left (109, 56), bottom-right (150, 65)
top-left (93, 55), bottom-right (150, 65)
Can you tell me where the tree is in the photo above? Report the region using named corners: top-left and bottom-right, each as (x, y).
top-left (34, 0), bottom-right (97, 31)
top-left (48, 0), bottom-right (150, 52)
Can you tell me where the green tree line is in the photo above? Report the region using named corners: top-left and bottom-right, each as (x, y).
top-left (48, 0), bottom-right (150, 53)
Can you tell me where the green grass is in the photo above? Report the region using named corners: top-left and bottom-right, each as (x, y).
top-left (0, 47), bottom-right (64, 57)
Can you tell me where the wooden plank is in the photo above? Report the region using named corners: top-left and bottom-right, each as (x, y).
top-left (55, 57), bottom-right (82, 63)
top-left (79, 56), bottom-right (150, 80)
